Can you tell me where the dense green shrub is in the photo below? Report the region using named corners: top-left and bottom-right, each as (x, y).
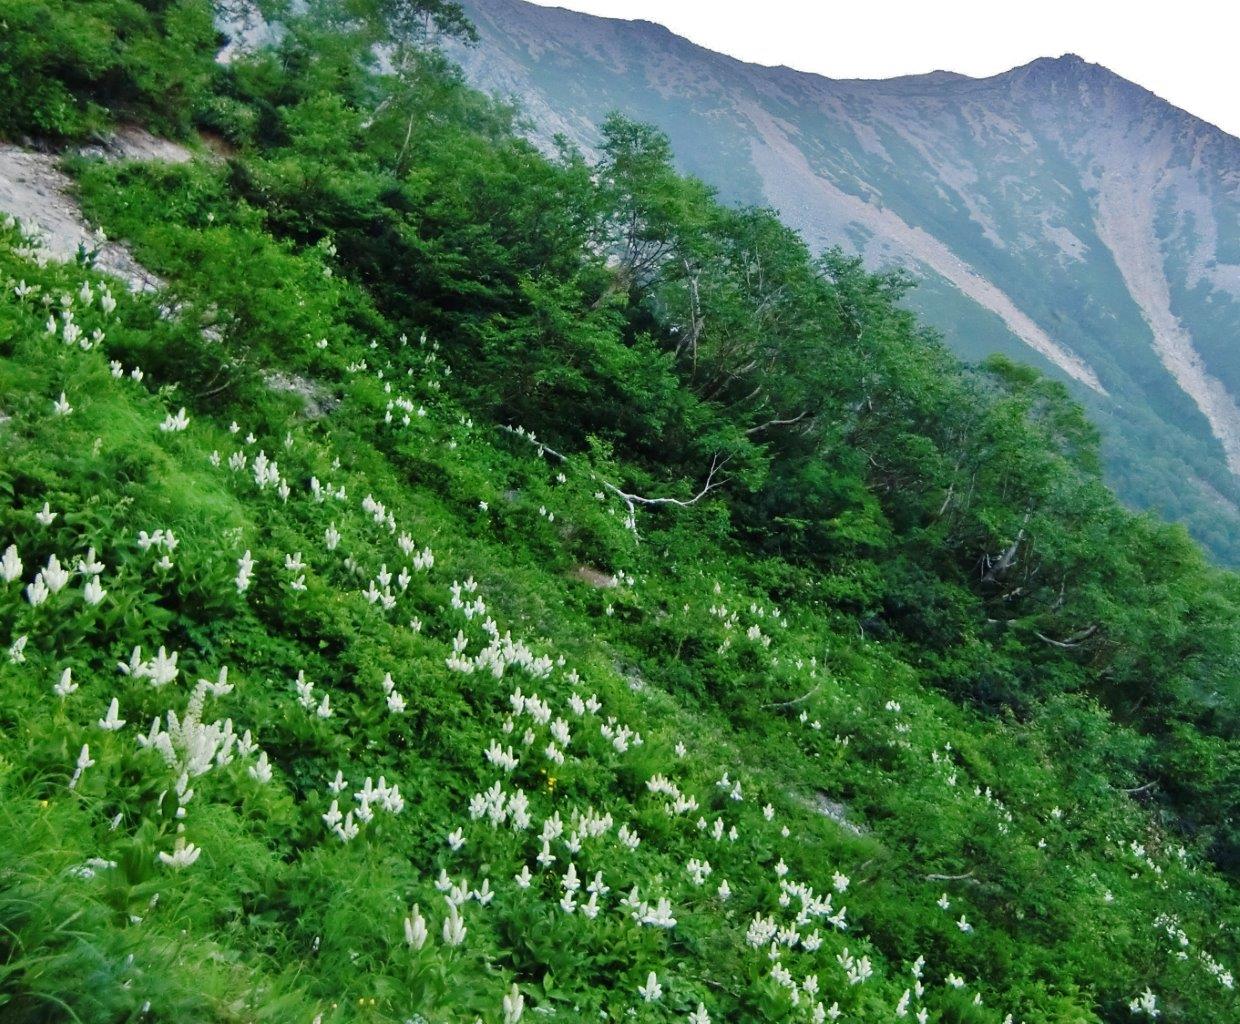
top-left (0, 0), bottom-right (217, 140)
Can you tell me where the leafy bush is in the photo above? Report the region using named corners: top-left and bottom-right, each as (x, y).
top-left (0, 0), bottom-right (217, 140)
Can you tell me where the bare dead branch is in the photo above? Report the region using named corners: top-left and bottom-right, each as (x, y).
top-left (394, 108), bottom-right (417, 174)
top-left (936, 479), bottom-right (956, 518)
top-left (982, 509), bottom-right (1032, 582)
top-left (618, 452), bottom-right (730, 509)
top-left (746, 409), bottom-right (809, 436)
top-left (499, 425), bottom-right (729, 540)
top-left (761, 683), bottom-right (821, 710)
top-left (1034, 623), bottom-right (1099, 649)
top-left (676, 258), bottom-right (704, 370)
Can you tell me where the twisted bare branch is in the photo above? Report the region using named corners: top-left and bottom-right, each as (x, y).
top-left (499, 425), bottom-right (730, 539)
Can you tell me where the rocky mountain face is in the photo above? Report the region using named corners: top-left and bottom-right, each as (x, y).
top-left (452, 0), bottom-right (1240, 561)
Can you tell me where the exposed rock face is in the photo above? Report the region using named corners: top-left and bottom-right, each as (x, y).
top-left (263, 370), bottom-right (339, 419)
top-left (0, 127), bottom-right (350, 427)
top-left (570, 565), bottom-right (619, 589)
top-left (452, 0), bottom-right (1240, 556)
top-left (0, 143), bottom-right (163, 293)
top-left (78, 125), bottom-right (195, 165)
top-left (0, 126), bottom-right (194, 292)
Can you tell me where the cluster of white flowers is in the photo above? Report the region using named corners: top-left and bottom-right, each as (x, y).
top-left (715, 770), bottom-right (743, 801)
top-left (697, 815), bottom-right (739, 843)
top-left (235, 550), bottom-right (255, 593)
top-left (0, 545), bottom-right (22, 583)
top-left (361, 493), bottom-right (397, 533)
top-left (1150, 913), bottom-right (1234, 989)
top-left (158, 828), bottom-right (202, 869)
top-left (309, 476), bottom-right (348, 504)
top-left (442, 903), bottom-right (467, 945)
top-left (621, 886), bottom-right (677, 929)
top-left (687, 1003), bottom-right (711, 1024)
top-left (403, 903), bottom-right (428, 949)
top-left (380, 671), bottom-right (407, 714)
top-left (8, 634), bottom-right (29, 664)
top-left (566, 690), bottom-right (602, 717)
top-left (67, 743), bottom-right (95, 789)
top-left (775, 875), bottom-right (848, 933)
top-left (110, 665), bottom-right (265, 865)
top-left (1201, 951), bottom-right (1234, 990)
top-left (251, 451), bottom-right (285, 493)
top-left (1128, 987), bottom-right (1159, 1017)
top-left (46, 304), bottom-right (105, 352)
top-left (796, 707), bottom-right (823, 731)
top-left (138, 671), bottom-right (238, 778)
top-left (685, 857), bottom-right (712, 886)
top-left (501, 982), bottom-right (524, 1024)
top-left (133, 528), bottom-right (177, 573)
top-left (118, 644), bottom-right (181, 688)
top-left (159, 407), bottom-right (190, 433)
top-left (836, 947), bottom-right (873, 985)
top-left (294, 670), bottom-right (332, 718)
top-left (617, 823), bottom-right (641, 850)
top-left (485, 738), bottom-right (519, 772)
top-left (21, 552), bottom-right (73, 606)
top-left (647, 773), bottom-right (699, 816)
top-left (383, 393), bottom-right (428, 428)
top-left (53, 666), bottom-right (78, 698)
top-left (447, 627), bottom-right (554, 681)
top-left (322, 772), bottom-right (404, 843)
top-left (467, 780), bottom-right (531, 830)
top-left (556, 862), bottom-right (603, 917)
top-left (98, 697), bottom-right (126, 732)
top-left (110, 360), bottom-right (145, 382)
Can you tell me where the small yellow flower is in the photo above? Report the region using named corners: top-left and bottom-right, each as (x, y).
top-left (38, 799), bottom-right (48, 808)
top-left (547, 776), bottom-right (558, 791)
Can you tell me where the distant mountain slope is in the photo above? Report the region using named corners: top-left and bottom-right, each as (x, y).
top-left (453, 0), bottom-right (1240, 561)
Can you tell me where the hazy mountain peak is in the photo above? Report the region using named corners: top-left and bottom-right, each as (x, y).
top-left (1006, 51), bottom-right (1123, 85)
top-left (1043, 51), bottom-right (1089, 66)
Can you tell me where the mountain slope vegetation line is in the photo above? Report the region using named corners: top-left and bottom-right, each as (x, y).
top-left (0, 2), bottom-right (1236, 1022)
top-left (449, 0), bottom-right (1240, 565)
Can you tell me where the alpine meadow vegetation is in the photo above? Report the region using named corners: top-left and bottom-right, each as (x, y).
top-left (0, 2), bottom-right (1236, 1023)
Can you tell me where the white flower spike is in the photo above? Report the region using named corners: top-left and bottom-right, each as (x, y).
top-left (0, 545), bottom-right (22, 582)
top-left (502, 983), bottom-right (524, 1024)
top-left (98, 698), bottom-right (126, 732)
top-left (442, 904), bottom-right (467, 946)
top-left (403, 904), bottom-right (428, 949)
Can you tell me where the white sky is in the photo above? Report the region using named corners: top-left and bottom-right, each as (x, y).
top-left (525, 1), bottom-right (1240, 138)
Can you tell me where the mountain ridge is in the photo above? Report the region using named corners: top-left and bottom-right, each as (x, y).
top-left (451, 0), bottom-right (1240, 560)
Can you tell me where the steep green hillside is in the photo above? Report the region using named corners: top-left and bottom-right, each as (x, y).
top-left (0, 3), bottom-right (1236, 1022)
